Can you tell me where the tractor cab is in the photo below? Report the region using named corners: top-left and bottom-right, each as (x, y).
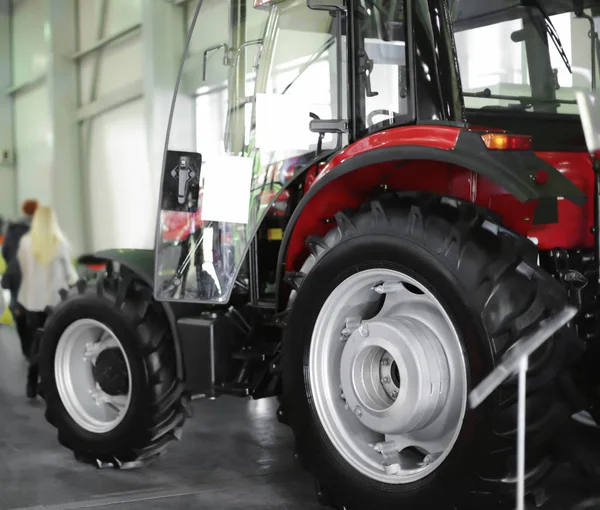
top-left (154, 0), bottom-right (598, 306)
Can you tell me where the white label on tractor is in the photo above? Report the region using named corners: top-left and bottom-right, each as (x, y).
top-left (201, 155), bottom-right (254, 225)
top-left (255, 93), bottom-right (313, 152)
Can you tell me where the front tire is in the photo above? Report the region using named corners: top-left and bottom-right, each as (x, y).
top-left (40, 266), bottom-right (189, 468)
top-left (282, 193), bottom-right (579, 510)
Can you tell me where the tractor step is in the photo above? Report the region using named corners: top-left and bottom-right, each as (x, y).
top-left (232, 343), bottom-right (279, 362)
top-left (214, 382), bottom-right (252, 397)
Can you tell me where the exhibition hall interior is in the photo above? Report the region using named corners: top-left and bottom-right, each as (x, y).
top-left (3, 0), bottom-right (600, 508)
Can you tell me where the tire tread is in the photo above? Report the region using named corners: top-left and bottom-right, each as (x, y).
top-left (285, 192), bottom-right (578, 509)
top-left (41, 266), bottom-right (186, 468)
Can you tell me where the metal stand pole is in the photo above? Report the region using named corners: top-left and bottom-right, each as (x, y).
top-left (517, 356), bottom-right (528, 510)
top-left (468, 307), bottom-right (577, 510)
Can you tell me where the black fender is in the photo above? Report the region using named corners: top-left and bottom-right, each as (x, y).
top-left (92, 249), bottom-right (185, 381)
top-left (274, 130), bottom-right (587, 311)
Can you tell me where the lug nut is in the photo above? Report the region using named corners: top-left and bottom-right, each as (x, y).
top-left (355, 406), bottom-right (363, 417)
top-left (391, 390), bottom-right (398, 398)
top-left (381, 358), bottom-right (390, 366)
top-left (359, 324), bottom-right (369, 337)
top-left (382, 376), bottom-right (390, 384)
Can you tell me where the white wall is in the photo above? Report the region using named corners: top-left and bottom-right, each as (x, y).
top-left (11, 0), bottom-right (51, 213)
top-left (77, 0), bottom-right (151, 253)
top-left (6, 0), bottom-right (179, 253)
top-left (0, 0), bottom-right (16, 221)
top-left (14, 85), bottom-right (53, 205)
top-left (86, 99), bottom-right (153, 251)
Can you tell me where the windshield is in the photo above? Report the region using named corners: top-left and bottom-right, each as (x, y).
top-left (155, 0), bottom-right (343, 303)
top-left (453, 0), bottom-right (600, 114)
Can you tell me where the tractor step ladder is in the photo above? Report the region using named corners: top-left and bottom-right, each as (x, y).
top-left (232, 342), bottom-right (279, 362)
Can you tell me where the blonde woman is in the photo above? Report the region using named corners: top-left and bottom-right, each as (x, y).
top-left (16, 206), bottom-right (79, 398)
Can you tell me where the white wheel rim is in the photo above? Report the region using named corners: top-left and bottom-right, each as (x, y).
top-left (54, 318), bottom-right (132, 434)
top-left (309, 268), bottom-right (468, 484)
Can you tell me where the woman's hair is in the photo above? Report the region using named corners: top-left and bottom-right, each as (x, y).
top-left (21, 199), bottom-right (39, 217)
top-left (29, 206), bottom-right (65, 266)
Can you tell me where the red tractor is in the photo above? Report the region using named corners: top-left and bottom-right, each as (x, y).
top-left (36, 0), bottom-right (600, 508)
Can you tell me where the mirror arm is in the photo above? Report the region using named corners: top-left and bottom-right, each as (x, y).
top-left (202, 43), bottom-right (233, 82)
top-left (233, 39), bottom-right (264, 71)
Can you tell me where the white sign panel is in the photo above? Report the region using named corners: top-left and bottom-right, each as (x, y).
top-left (201, 155), bottom-right (254, 225)
top-left (255, 93), bottom-right (313, 152)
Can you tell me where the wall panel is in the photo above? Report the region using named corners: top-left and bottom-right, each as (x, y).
top-left (86, 99), bottom-right (154, 252)
top-left (11, 0), bottom-right (46, 85)
top-left (77, 0), bottom-right (142, 50)
top-left (13, 84), bottom-right (52, 206)
top-left (78, 36), bottom-right (143, 105)
top-left (11, 0), bottom-right (51, 214)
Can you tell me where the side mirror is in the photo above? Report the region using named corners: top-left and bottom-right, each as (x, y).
top-left (576, 91), bottom-right (600, 155)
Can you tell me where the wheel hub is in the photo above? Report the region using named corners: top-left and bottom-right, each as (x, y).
top-left (340, 317), bottom-right (450, 435)
top-left (379, 352), bottom-right (400, 400)
top-left (309, 268), bottom-right (467, 484)
top-left (93, 348), bottom-right (129, 396)
top-left (54, 318), bottom-right (132, 434)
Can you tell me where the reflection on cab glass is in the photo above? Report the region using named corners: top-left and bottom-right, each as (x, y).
top-left (453, 0), bottom-right (600, 114)
top-left (155, 0), bottom-right (342, 303)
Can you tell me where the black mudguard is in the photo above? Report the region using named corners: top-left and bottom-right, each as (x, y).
top-left (90, 249), bottom-right (185, 380)
top-left (95, 249), bottom-right (155, 285)
top-left (452, 130), bottom-right (586, 206)
top-left (274, 130), bottom-right (587, 311)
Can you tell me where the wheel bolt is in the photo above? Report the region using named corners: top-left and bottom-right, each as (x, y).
top-left (382, 376), bottom-right (390, 384)
top-left (381, 358), bottom-right (390, 366)
top-left (391, 390), bottom-right (398, 398)
top-left (359, 324), bottom-right (369, 337)
top-left (355, 406), bottom-right (363, 417)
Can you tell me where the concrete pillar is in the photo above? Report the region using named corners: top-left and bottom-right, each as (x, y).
top-left (0, 0), bottom-right (16, 220)
top-left (142, 0), bottom-right (193, 208)
top-left (45, 0), bottom-right (86, 254)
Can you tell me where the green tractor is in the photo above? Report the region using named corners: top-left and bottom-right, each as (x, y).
top-left (37, 0), bottom-right (600, 508)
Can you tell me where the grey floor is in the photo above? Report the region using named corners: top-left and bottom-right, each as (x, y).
top-left (0, 323), bottom-right (598, 510)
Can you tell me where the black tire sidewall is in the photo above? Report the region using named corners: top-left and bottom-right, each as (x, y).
top-left (40, 294), bottom-right (152, 457)
top-left (283, 233), bottom-right (498, 510)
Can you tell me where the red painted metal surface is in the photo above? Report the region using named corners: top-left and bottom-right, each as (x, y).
top-left (85, 263), bottom-right (107, 272)
top-left (161, 209), bottom-right (203, 242)
top-left (285, 126), bottom-right (595, 272)
top-left (315, 125), bottom-right (461, 184)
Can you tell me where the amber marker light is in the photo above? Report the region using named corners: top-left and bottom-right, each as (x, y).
top-left (480, 133), bottom-right (533, 150)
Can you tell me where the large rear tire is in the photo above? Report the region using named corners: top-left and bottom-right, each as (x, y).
top-left (282, 193), bottom-right (580, 510)
top-left (39, 265), bottom-right (190, 468)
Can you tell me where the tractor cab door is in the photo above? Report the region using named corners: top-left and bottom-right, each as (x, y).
top-left (154, 0), bottom-right (345, 303)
